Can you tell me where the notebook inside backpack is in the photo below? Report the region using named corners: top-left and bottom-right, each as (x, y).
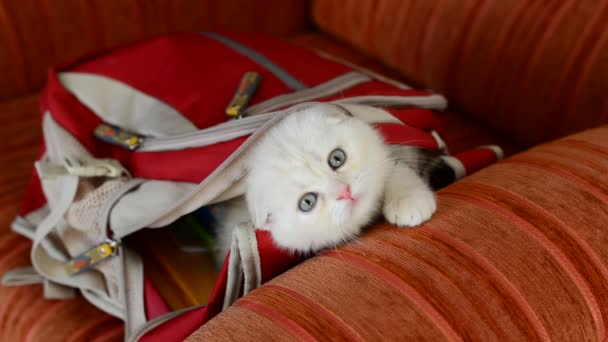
top-left (126, 207), bottom-right (220, 311)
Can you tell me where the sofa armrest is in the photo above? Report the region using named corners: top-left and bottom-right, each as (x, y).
top-left (0, 95), bottom-right (41, 203)
top-left (312, 0), bottom-right (608, 146)
top-left (188, 125), bottom-right (608, 340)
top-left (0, 0), bottom-right (310, 102)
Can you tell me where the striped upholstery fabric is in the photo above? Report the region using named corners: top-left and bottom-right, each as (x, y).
top-left (188, 126), bottom-right (608, 341)
top-left (0, 96), bottom-right (41, 208)
top-left (312, 0), bottom-right (608, 147)
top-left (0, 0), bottom-right (310, 102)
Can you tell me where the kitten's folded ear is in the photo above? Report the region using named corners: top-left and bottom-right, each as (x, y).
top-left (324, 103), bottom-right (353, 124)
top-left (333, 104), bottom-right (354, 117)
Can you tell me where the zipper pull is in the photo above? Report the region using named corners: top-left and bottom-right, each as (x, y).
top-left (225, 72), bottom-right (262, 119)
top-left (63, 157), bottom-right (130, 178)
top-left (94, 124), bottom-right (144, 150)
top-left (65, 239), bottom-right (119, 276)
top-left (35, 158), bottom-right (130, 179)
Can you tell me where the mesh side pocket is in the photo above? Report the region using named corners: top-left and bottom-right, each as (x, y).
top-left (67, 178), bottom-right (127, 234)
top-left (60, 178), bottom-right (129, 300)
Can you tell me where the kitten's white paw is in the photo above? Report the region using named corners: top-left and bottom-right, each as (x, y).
top-left (383, 190), bottom-right (436, 227)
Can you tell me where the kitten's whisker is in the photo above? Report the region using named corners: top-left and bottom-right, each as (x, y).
top-left (348, 238), bottom-right (367, 249)
top-left (388, 152), bottom-right (439, 159)
top-left (389, 154), bottom-right (440, 163)
top-left (386, 139), bottom-right (437, 146)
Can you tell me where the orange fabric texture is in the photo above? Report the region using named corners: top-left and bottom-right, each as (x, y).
top-left (312, 0), bottom-right (608, 146)
top-left (0, 95), bottom-right (41, 207)
top-left (189, 126), bottom-right (608, 341)
top-left (0, 0), bottom-right (311, 102)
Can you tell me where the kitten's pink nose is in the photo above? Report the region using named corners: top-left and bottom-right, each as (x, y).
top-left (337, 185), bottom-right (355, 201)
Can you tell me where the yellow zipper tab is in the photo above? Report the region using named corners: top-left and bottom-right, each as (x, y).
top-left (225, 72), bottom-right (262, 118)
top-left (65, 240), bottom-right (119, 276)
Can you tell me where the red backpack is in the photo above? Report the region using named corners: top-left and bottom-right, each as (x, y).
top-left (2, 32), bottom-right (501, 341)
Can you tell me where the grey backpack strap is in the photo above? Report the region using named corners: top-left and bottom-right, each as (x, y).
top-left (223, 222), bottom-right (262, 310)
top-left (43, 279), bottom-right (77, 299)
top-left (1, 266), bottom-right (43, 286)
top-left (2, 175), bottom-right (81, 298)
top-left (2, 265), bottom-right (77, 300)
top-left (30, 175), bottom-right (115, 306)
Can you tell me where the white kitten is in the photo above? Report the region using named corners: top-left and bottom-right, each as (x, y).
top-left (214, 104), bottom-right (437, 257)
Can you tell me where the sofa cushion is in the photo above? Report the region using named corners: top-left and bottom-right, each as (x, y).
top-left (288, 32), bottom-right (522, 155)
top-left (312, 0), bottom-right (608, 146)
top-left (0, 95), bottom-right (42, 205)
top-left (188, 125), bottom-right (608, 341)
top-left (0, 0), bottom-right (311, 102)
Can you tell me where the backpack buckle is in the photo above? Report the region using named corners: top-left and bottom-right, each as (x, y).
top-left (36, 158), bottom-right (130, 179)
top-left (63, 158), bottom-right (129, 178)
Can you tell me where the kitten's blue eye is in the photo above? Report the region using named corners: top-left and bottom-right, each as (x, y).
top-left (328, 148), bottom-right (346, 170)
top-left (298, 192), bottom-right (318, 212)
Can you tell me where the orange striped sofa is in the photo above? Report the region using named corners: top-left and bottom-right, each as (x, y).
top-left (1, 1), bottom-right (607, 341)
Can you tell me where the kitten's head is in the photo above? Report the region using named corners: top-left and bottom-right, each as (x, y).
top-left (246, 103), bottom-right (391, 253)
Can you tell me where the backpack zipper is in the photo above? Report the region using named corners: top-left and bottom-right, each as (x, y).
top-left (242, 71), bottom-right (370, 116)
top-left (138, 110), bottom-right (280, 151)
top-left (136, 72), bottom-right (371, 152)
top-left (93, 72), bottom-right (447, 153)
top-left (136, 95), bottom-right (447, 152)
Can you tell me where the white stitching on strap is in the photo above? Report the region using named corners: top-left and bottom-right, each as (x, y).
top-left (238, 223), bottom-right (262, 295)
top-left (223, 222), bottom-right (262, 310)
top-left (224, 231), bottom-right (243, 310)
